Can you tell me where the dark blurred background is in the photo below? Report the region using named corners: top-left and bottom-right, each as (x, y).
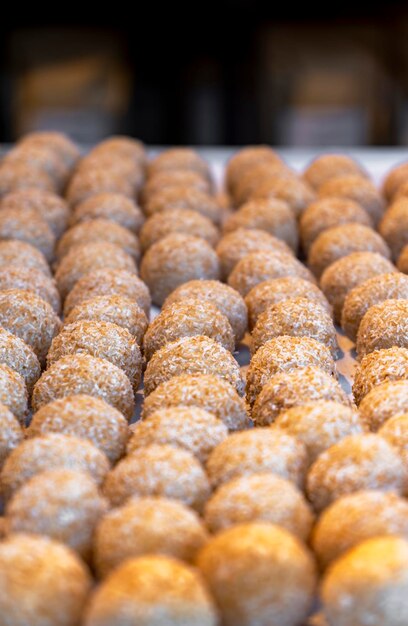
top-left (1, 3), bottom-right (408, 146)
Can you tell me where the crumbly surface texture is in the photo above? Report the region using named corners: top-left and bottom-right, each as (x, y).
top-left (0, 363), bottom-right (28, 425)
top-left (0, 326), bottom-right (41, 394)
top-left (353, 347), bottom-right (408, 405)
top-left (378, 412), bottom-right (408, 470)
top-left (0, 402), bottom-right (23, 469)
top-left (143, 187), bottom-right (221, 224)
top-left (356, 299), bottom-right (408, 359)
top-left (1, 189), bottom-right (70, 238)
top-left (359, 379), bottom-right (408, 430)
top-left (0, 206), bottom-right (56, 261)
top-left (140, 208), bottom-right (219, 252)
top-left (379, 197), bottom-right (408, 259)
top-left (0, 265), bottom-right (61, 313)
top-left (318, 174), bottom-right (385, 225)
top-left (0, 239), bottom-right (51, 276)
top-left (303, 154), bottom-right (367, 190)
top-left (70, 192), bottom-right (144, 234)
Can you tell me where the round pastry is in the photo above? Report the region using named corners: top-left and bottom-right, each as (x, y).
top-left (0, 402), bottom-right (23, 469)
top-left (4, 469), bottom-right (108, 559)
top-left (141, 373), bottom-right (249, 430)
top-left (231, 162), bottom-right (294, 207)
top-left (27, 394), bottom-right (129, 464)
top-left (147, 148), bottom-right (211, 178)
top-left (139, 208), bottom-right (219, 252)
top-left (1, 189), bottom-right (70, 238)
top-left (378, 198), bottom-right (408, 260)
top-left (383, 161), bottom-right (408, 200)
top-left (0, 239), bottom-right (51, 276)
top-left (0, 265), bottom-right (60, 312)
top-left (398, 245), bottom-right (408, 273)
top-left (0, 326), bottom-right (40, 394)
top-left (143, 335), bottom-right (244, 397)
top-left (70, 192), bottom-right (144, 233)
top-left (65, 168), bottom-right (134, 206)
top-left (318, 174), bottom-right (385, 225)
top-left (248, 174), bottom-right (315, 218)
top-left (359, 380), bottom-right (408, 431)
top-left (225, 145), bottom-right (283, 193)
top-left (196, 522), bottom-right (317, 626)
top-left (0, 161), bottom-right (56, 196)
top-left (306, 433), bottom-right (407, 512)
top-left (0, 363), bottom-right (27, 425)
top-left (0, 206), bottom-right (55, 261)
top-left (141, 169), bottom-right (211, 202)
top-left (378, 413), bottom-right (408, 471)
top-left (303, 154), bottom-right (367, 190)
top-left (252, 366), bottom-right (350, 427)
top-left (103, 444), bottom-right (210, 511)
top-left (90, 135), bottom-right (146, 165)
top-left (20, 130), bottom-right (81, 167)
top-left (353, 347), bottom-right (408, 405)
top-left (356, 299), bottom-right (408, 359)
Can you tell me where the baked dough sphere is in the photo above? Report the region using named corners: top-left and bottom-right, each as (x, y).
top-left (383, 161), bottom-right (408, 200)
top-left (225, 145), bottom-right (284, 194)
top-left (141, 169), bottom-right (211, 203)
top-left (143, 187), bottom-right (221, 224)
top-left (94, 496), bottom-right (208, 577)
top-left (196, 522), bottom-right (317, 626)
top-left (0, 433), bottom-right (109, 501)
top-left (143, 335), bottom-right (244, 397)
top-left (252, 366), bottom-right (350, 427)
top-left (379, 198), bottom-right (408, 260)
top-left (321, 536), bottom-right (408, 626)
top-left (303, 153), bottom-right (367, 190)
top-left (70, 192), bottom-right (144, 233)
top-left (398, 245), bottom-right (408, 273)
top-left (0, 265), bottom-right (60, 313)
top-left (1, 189), bottom-right (70, 238)
top-left (357, 299), bottom-right (408, 359)
top-left (246, 336), bottom-right (336, 407)
top-left (0, 326), bottom-right (40, 394)
top-left (0, 364), bottom-right (27, 425)
top-left (63, 269), bottom-right (150, 317)
top-left (32, 354), bottom-right (135, 420)
top-left (140, 233), bottom-right (220, 306)
top-left (0, 206), bottom-right (56, 262)
top-left (231, 162), bottom-right (294, 208)
top-left (306, 433), bottom-right (407, 513)
top-left (84, 554), bottom-right (217, 626)
top-left (275, 401), bottom-right (365, 464)
top-left (378, 413), bottom-right (408, 471)
top-left (318, 174), bottom-right (385, 225)
top-left (0, 159), bottom-right (56, 196)
top-left (299, 197), bottom-right (372, 254)
top-left (65, 168), bottom-right (134, 207)
top-left (103, 444), bottom-right (210, 511)
top-left (245, 276), bottom-right (330, 330)
top-left (140, 208), bottom-right (219, 252)
top-left (141, 373), bottom-right (249, 431)
top-left (28, 395), bottom-right (129, 464)
top-left (353, 347), bottom-right (408, 405)
top-left (0, 533), bottom-right (91, 626)
top-left (206, 428), bottom-right (308, 490)
top-left (250, 297), bottom-right (338, 356)
top-left (312, 490), bottom-right (408, 570)
top-left (0, 402), bottom-right (23, 469)
top-left (4, 469), bottom-right (108, 559)
top-left (320, 251), bottom-right (396, 323)
top-left (359, 380), bottom-right (408, 431)
top-left (228, 250), bottom-right (315, 297)
top-left (90, 135), bottom-right (146, 164)
top-left (341, 272), bottom-right (408, 342)
top-left (248, 174), bottom-right (315, 218)
top-left (148, 147), bottom-right (210, 177)
top-left (0, 239), bottom-right (51, 276)
top-left (20, 130), bottom-right (81, 167)
top-left (204, 472), bottom-right (314, 540)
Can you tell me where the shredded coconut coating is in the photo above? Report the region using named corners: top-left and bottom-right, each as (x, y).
top-left (206, 428), bottom-right (308, 490)
top-left (148, 148), bottom-right (211, 178)
top-left (143, 187), bottom-right (221, 224)
top-left (0, 161), bottom-right (56, 196)
top-left (0, 533), bottom-right (91, 626)
top-left (0, 402), bottom-right (23, 469)
top-left (318, 174), bottom-right (385, 225)
top-left (251, 297), bottom-right (338, 357)
top-left (252, 366), bottom-right (350, 427)
top-left (341, 272), bottom-right (408, 341)
top-left (27, 394), bottom-right (129, 464)
top-left (320, 251), bottom-right (396, 323)
top-left (1, 189), bottom-right (70, 238)
top-left (0, 206), bottom-right (55, 261)
top-left (140, 233), bottom-right (220, 306)
top-left (383, 161), bottom-right (408, 200)
top-left (0, 288), bottom-right (61, 365)
top-left (143, 335), bottom-right (244, 397)
top-left (225, 146), bottom-right (283, 193)
top-left (141, 170), bottom-right (211, 203)
top-left (248, 174), bottom-right (315, 218)
top-left (140, 208), bottom-right (219, 252)
top-left (356, 299), bottom-right (408, 359)
top-left (70, 192), bottom-right (144, 234)
top-left (246, 336), bottom-right (336, 407)
top-left (75, 154), bottom-right (143, 191)
top-left (204, 472), bottom-right (314, 540)
top-left (306, 433), bottom-right (407, 513)
top-left (55, 242), bottom-right (137, 300)
top-left (353, 347), bottom-right (408, 405)
top-left (128, 407), bottom-right (228, 464)
top-left (0, 433), bottom-right (110, 501)
top-left (0, 239), bottom-right (51, 276)
top-left (64, 295), bottom-right (148, 345)
top-left (379, 413), bottom-right (408, 472)
top-left (231, 162), bottom-right (294, 207)
top-left (103, 443), bottom-right (210, 512)
top-left (0, 265), bottom-right (60, 313)
top-left (4, 144), bottom-right (69, 187)
top-left (359, 380), bottom-right (408, 431)
top-left (299, 197), bottom-right (372, 254)
top-left (144, 298), bottom-right (234, 360)
top-left (94, 496), bottom-right (208, 577)
top-left (222, 198), bottom-right (298, 251)
top-left (308, 224), bottom-right (391, 279)
top-left (84, 554), bottom-right (217, 626)
top-left (379, 197), bottom-right (408, 260)
top-left (142, 374), bottom-right (249, 430)
top-left (5, 469), bottom-right (108, 560)
top-left (196, 522), bottom-right (317, 626)
top-left (321, 536), bottom-right (408, 626)
top-left (303, 154), bottom-right (368, 190)
top-left (20, 130), bottom-right (81, 167)
top-left (397, 244), bottom-right (408, 273)
top-left (63, 269), bottom-right (150, 317)
top-left (162, 279), bottom-right (247, 343)
top-left (0, 363), bottom-right (27, 425)
top-left (90, 135), bottom-right (146, 165)
top-left (32, 353), bottom-right (135, 419)
top-left (0, 326), bottom-right (40, 394)
top-left (66, 168), bottom-right (134, 206)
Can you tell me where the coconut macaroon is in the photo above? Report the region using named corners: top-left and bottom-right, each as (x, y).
top-left (318, 174), bottom-right (385, 225)
top-left (147, 147), bottom-right (210, 177)
top-left (246, 336), bottom-right (336, 407)
top-left (0, 161), bottom-right (56, 197)
top-left (356, 299), bottom-right (408, 359)
top-left (275, 402), bottom-right (365, 464)
top-left (383, 160), bottom-right (408, 200)
top-left (206, 428), bottom-right (308, 490)
top-left (142, 374), bottom-right (249, 430)
top-left (128, 406), bottom-right (228, 464)
top-left (140, 233), bottom-right (220, 306)
top-left (250, 298), bottom-right (338, 357)
top-left (1, 189), bottom-right (70, 238)
top-left (55, 242), bottom-right (137, 300)
top-left (321, 536), bottom-right (408, 626)
top-left (27, 395), bottom-right (129, 464)
top-left (65, 168), bottom-right (134, 207)
top-left (141, 169), bottom-right (211, 203)
top-left (248, 174), bottom-right (315, 218)
top-left (0, 206), bottom-right (56, 262)
top-left (143, 336), bottom-right (244, 397)
top-left (353, 347), bottom-right (408, 405)
top-left (303, 153), bottom-right (367, 190)
top-left (299, 197), bottom-right (372, 254)
top-left (94, 497), bottom-right (208, 578)
top-left (0, 239), bottom-right (51, 276)
top-left (320, 251), bottom-right (396, 323)
top-left (359, 380), bottom-right (408, 431)
top-left (398, 245), bottom-right (408, 273)
top-left (245, 276), bottom-right (330, 331)
top-left (4, 469), bottom-right (108, 560)
top-left (378, 413), bottom-right (408, 470)
top-left (0, 403), bottom-right (23, 469)
top-left (252, 367), bottom-right (350, 427)
top-left (230, 161), bottom-right (294, 208)
top-left (63, 269), bottom-right (150, 317)
top-left (143, 187), bottom-right (221, 224)
top-left (196, 522), bottom-right (317, 626)
top-left (341, 272), bottom-right (408, 342)
top-left (103, 444), bottom-right (210, 511)
top-left (0, 363), bottom-right (27, 425)
top-left (139, 208), bottom-right (219, 252)
top-left (0, 265), bottom-right (60, 313)
top-left (0, 533), bottom-right (91, 626)
top-left (204, 472), bottom-right (314, 540)
top-left (308, 224), bottom-right (391, 279)
top-left (70, 192), bottom-right (144, 233)
top-left (379, 197), bottom-right (408, 260)
top-left (306, 433), bottom-right (407, 513)
top-left (20, 130), bottom-right (81, 166)
top-left (225, 145), bottom-right (284, 192)
top-left (0, 433), bottom-right (110, 501)
top-left (90, 135), bottom-right (146, 163)
top-left (0, 326), bottom-right (41, 394)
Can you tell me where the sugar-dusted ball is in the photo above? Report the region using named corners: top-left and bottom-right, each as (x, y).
top-left (140, 208), bottom-right (219, 252)
top-left (318, 174), bottom-right (385, 225)
top-left (303, 154), bottom-right (367, 190)
top-left (353, 347), bottom-right (408, 405)
top-left (359, 380), bottom-right (408, 430)
top-left (357, 299), bottom-right (408, 359)
top-left (0, 265), bottom-right (60, 312)
top-left (70, 192), bottom-right (144, 233)
top-left (143, 187), bottom-right (221, 224)
top-left (148, 147), bottom-right (211, 178)
top-left (225, 145), bottom-right (283, 193)
top-left (0, 326), bottom-right (40, 394)
top-left (1, 189), bottom-right (69, 238)
top-left (248, 174), bottom-right (315, 218)
top-left (0, 239), bottom-right (51, 276)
